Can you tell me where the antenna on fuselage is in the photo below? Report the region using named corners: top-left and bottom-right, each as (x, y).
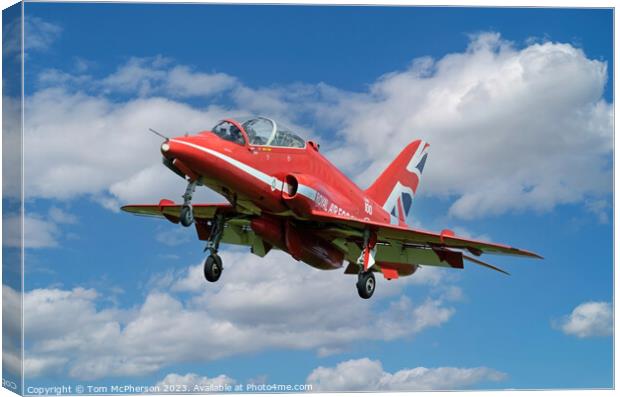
top-left (148, 128), bottom-right (169, 141)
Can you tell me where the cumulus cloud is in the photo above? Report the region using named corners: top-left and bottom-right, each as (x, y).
top-left (48, 207), bottom-right (78, 225)
top-left (24, 33), bottom-right (612, 223)
top-left (24, 17), bottom-right (62, 53)
top-left (319, 33), bottom-right (612, 220)
top-left (3, 215), bottom-right (60, 249)
top-left (585, 199), bottom-right (610, 223)
top-left (84, 56), bottom-right (237, 98)
top-left (4, 206), bottom-right (82, 249)
top-left (306, 358), bottom-right (506, 391)
top-left (555, 301), bottom-right (612, 338)
top-left (4, 16), bottom-right (62, 57)
top-left (3, 285), bottom-right (23, 378)
top-left (156, 373), bottom-right (236, 392)
top-left (24, 88), bottom-right (228, 201)
top-left (19, 250), bottom-right (457, 380)
top-left (155, 226), bottom-right (193, 247)
top-left (23, 216), bottom-right (60, 248)
top-left (15, 29), bottom-right (612, 384)
top-left (3, 96), bottom-right (22, 199)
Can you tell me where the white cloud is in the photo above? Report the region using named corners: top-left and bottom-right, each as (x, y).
top-left (102, 56), bottom-right (170, 96)
top-left (24, 216), bottom-right (60, 248)
top-left (100, 57), bottom-right (237, 98)
top-left (24, 88), bottom-right (227, 201)
top-left (318, 33), bottom-right (612, 220)
top-left (450, 226), bottom-right (491, 243)
top-left (585, 199), bottom-right (610, 223)
top-left (555, 301), bottom-right (612, 338)
top-left (24, 17), bottom-right (62, 53)
top-left (24, 33), bottom-right (611, 222)
top-left (4, 215), bottom-right (61, 249)
top-left (306, 358), bottom-right (506, 391)
top-left (19, 249), bottom-right (457, 380)
top-left (106, 164), bottom-right (224, 209)
top-left (3, 285), bottom-right (22, 378)
top-left (25, 356), bottom-right (69, 378)
top-left (38, 68), bottom-right (92, 88)
top-left (166, 65), bottom-right (237, 98)
top-left (2, 96), bottom-right (22, 199)
top-left (155, 373), bottom-right (236, 392)
top-left (4, 16), bottom-right (62, 57)
top-left (4, 208), bottom-right (81, 249)
top-left (440, 285), bottom-right (464, 302)
top-left (48, 207), bottom-right (78, 225)
top-left (225, 34), bottom-right (612, 220)
top-left (155, 226), bottom-right (193, 247)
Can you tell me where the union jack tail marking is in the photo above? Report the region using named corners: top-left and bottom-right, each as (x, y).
top-left (365, 139), bottom-right (429, 227)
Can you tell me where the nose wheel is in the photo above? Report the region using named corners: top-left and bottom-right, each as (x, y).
top-left (356, 271), bottom-right (375, 299)
top-left (204, 254), bottom-right (223, 282)
top-left (180, 205), bottom-right (194, 227)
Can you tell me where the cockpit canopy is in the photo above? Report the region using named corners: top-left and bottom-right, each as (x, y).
top-left (212, 117), bottom-right (305, 148)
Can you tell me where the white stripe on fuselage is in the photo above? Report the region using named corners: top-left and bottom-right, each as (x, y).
top-left (172, 139), bottom-right (285, 192)
top-left (172, 139), bottom-right (346, 215)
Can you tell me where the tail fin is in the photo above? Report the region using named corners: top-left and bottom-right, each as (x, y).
top-left (365, 140), bottom-right (429, 226)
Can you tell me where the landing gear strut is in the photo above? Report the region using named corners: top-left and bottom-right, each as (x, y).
top-left (180, 180), bottom-right (198, 227)
top-left (203, 214), bottom-right (225, 283)
top-left (355, 229), bottom-right (377, 299)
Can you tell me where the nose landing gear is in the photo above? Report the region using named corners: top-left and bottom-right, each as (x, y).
top-left (176, 178), bottom-right (226, 284)
top-left (180, 180), bottom-right (198, 227)
top-left (180, 206), bottom-right (194, 227)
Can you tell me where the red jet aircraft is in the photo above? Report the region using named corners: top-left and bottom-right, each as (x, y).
top-left (122, 116), bottom-right (541, 299)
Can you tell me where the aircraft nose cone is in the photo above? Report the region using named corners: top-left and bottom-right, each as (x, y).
top-left (160, 138), bottom-right (192, 162)
top-left (161, 140), bottom-right (180, 159)
top-left (159, 137), bottom-right (204, 162)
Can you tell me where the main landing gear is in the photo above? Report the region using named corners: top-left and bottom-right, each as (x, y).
top-left (204, 254), bottom-right (223, 282)
top-left (356, 271), bottom-right (375, 299)
top-left (203, 213), bottom-right (225, 283)
top-left (356, 229), bottom-right (377, 299)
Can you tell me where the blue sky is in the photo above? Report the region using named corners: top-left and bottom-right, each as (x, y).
top-left (5, 3), bottom-right (613, 392)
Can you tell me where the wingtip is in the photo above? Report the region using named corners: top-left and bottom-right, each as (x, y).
top-left (513, 247), bottom-right (543, 260)
top-left (526, 251), bottom-right (544, 260)
top-left (120, 205), bottom-right (141, 213)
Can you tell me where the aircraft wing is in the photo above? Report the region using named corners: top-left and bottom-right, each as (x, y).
top-left (309, 209), bottom-right (541, 259)
top-left (121, 200), bottom-right (539, 276)
top-left (121, 199), bottom-right (264, 251)
top-left (121, 199), bottom-right (236, 222)
top-left (307, 210), bottom-right (540, 277)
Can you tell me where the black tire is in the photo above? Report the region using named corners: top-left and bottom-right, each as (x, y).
top-left (356, 271), bottom-right (375, 299)
top-left (204, 254), bottom-right (223, 282)
top-left (180, 205), bottom-right (194, 227)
